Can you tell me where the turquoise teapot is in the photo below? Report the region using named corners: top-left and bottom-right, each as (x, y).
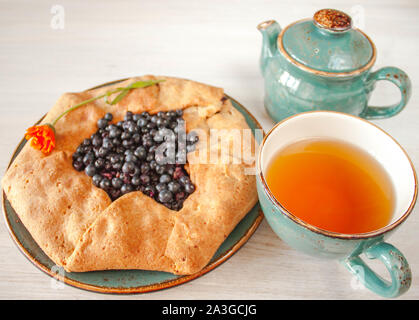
top-left (258, 9), bottom-right (411, 122)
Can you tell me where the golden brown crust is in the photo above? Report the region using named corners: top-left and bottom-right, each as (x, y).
top-left (2, 76), bottom-right (257, 275)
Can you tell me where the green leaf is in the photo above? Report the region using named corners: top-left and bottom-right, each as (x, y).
top-left (126, 79), bottom-right (165, 89)
top-left (105, 80), bottom-right (165, 105)
top-left (109, 89), bottom-right (129, 105)
top-left (104, 87), bottom-right (125, 104)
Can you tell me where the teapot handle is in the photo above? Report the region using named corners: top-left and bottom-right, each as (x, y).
top-left (362, 67), bottom-right (411, 119)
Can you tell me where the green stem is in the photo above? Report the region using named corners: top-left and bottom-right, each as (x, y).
top-left (50, 80), bottom-right (164, 127)
top-left (52, 93), bottom-right (106, 126)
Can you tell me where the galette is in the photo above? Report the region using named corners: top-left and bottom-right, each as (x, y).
top-left (2, 76), bottom-right (258, 275)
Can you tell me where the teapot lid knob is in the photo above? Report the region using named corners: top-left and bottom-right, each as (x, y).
top-left (313, 9), bottom-right (352, 32)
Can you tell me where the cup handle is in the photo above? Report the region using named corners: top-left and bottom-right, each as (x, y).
top-left (343, 241), bottom-right (411, 298)
top-left (362, 67), bottom-right (411, 119)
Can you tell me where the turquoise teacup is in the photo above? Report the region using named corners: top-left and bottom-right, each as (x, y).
top-left (256, 111), bottom-right (417, 298)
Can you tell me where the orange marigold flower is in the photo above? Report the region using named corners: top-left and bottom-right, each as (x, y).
top-left (25, 124), bottom-right (56, 155)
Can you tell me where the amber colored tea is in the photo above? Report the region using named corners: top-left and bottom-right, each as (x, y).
top-left (265, 139), bottom-right (395, 234)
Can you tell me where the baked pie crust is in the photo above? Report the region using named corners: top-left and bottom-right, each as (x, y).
top-left (2, 76), bottom-right (258, 275)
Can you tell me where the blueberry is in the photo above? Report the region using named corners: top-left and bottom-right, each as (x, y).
top-left (92, 174), bottom-right (102, 186)
top-left (83, 152), bottom-right (95, 165)
top-left (143, 137), bottom-right (154, 148)
top-left (158, 190), bottom-right (173, 203)
top-left (156, 118), bottom-right (168, 128)
top-left (144, 185), bottom-right (156, 197)
top-left (112, 138), bottom-right (122, 146)
top-left (76, 145), bottom-right (85, 154)
top-left (104, 113), bottom-right (113, 121)
top-left (149, 160), bottom-right (157, 170)
top-left (140, 163), bottom-right (150, 173)
top-left (125, 154), bottom-right (138, 163)
top-left (133, 114), bottom-right (141, 121)
top-left (124, 111), bottom-right (133, 121)
top-left (127, 121), bottom-right (137, 133)
top-left (116, 146), bottom-right (125, 154)
top-left (97, 118), bottom-right (108, 129)
top-left (112, 162), bottom-right (123, 170)
top-left (159, 174), bottom-right (171, 184)
top-left (92, 136), bottom-right (102, 147)
top-left (170, 121), bottom-right (179, 129)
top-left (106, 124), bottom-right (117, 132)
top-left (122, 161), bottom-right (136, 174)
top-left (132, 166), bottom-right (141, 175)
top-left (109, 128), bottom-right (121, 138)
top-left (150, 173), bottom-right (160, 182)
top-left (73, 160), bottom-right (84, 171)
top-left (100, 131), bottom-right (109, 139)
top-left (134, 146), bottom-right (146, 159)
top-left (168, 181), bottom-right (181, 193)
top-left (137, 118), bottom-right (148, 127)
top-left (122, 139), bottom-right (133, 148)
top-left (184, 183), bottom-right (195, 194)
top-left (132, 133), bottom-right (141, 144)
top-left (102, 138), bottom-right (113, 149)
top-left (121, 132), bottom-right (131, 140)
top-left (131, 175), bottom-right (141, 186)
top-left (82, 145), bottom-right (93, 153)
top-left (112, 177), bottom-right (123, 189)
top-left (146, 121), bottom-right (157, 129)
top-left (179, 176), bottom-right (190, 185)
top-left (155, 165), bottom-right (165, 175)
top-left (142, 132), bottom-right (152, 141)
top-left (140, 174), bottom-right (150, 184)
top-left (94, 158), bottom-right (105, 169)
top-left (98, 147), bottom-right (109, 157)
top-left (166, 165), bottom-right (175, 175)
top-left (176, 191), bottom-right (186, 201)
top-left (109, 189), bottom-right (121, 200)
top-left (104, 161), bottom-right (112, 171)
top-left (99, 178), bottom-right (111, 190)
top-left (156, 182), bottom-right (167, 192)
top-left (121, 184), bottom-right (133, 194)
top-left (110, 154), bottom-right (121, 164)
top-left (124, 149), bottom-right (134, 156)
top-left (72, 151), bottom-right (82, 160)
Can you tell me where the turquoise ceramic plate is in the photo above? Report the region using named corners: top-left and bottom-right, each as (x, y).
top-left (2, 79), bottom-right (264, 294)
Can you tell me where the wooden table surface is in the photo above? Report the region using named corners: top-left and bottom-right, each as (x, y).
top-left (1, 0), bottom-right (418, 300)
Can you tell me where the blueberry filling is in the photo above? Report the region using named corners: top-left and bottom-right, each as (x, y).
top-left (72, 110), bottom-right (198, 211)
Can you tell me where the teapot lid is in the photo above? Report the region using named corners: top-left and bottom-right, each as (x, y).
top-left (279, 9), bottom-right (376, 76)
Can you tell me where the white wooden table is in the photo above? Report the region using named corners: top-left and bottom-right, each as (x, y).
top-left (1, 0), bottom-right (418, 300)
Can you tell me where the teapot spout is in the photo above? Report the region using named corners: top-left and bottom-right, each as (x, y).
top-left (257, 20), bottom-right (282, 76)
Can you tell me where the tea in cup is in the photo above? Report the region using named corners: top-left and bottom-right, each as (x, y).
top-left (256, 111), bottom-right (417, 297)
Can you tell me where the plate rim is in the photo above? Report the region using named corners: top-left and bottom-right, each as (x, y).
top-left (2, 77), bottom-right (265, 294)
